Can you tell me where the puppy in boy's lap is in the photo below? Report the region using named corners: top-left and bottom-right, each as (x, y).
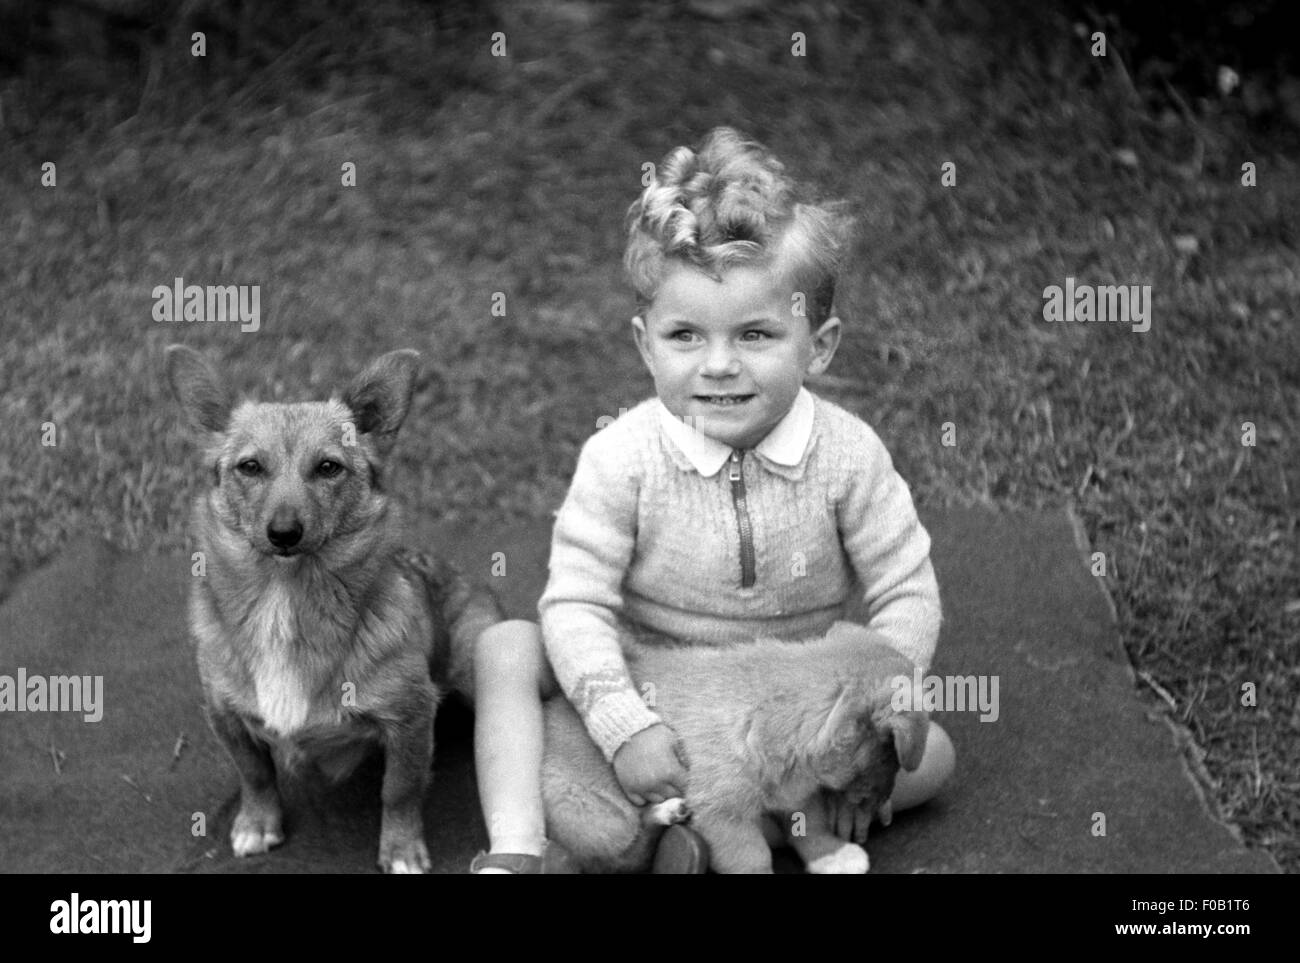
top-left (543, 625), bottom-right (927, 874)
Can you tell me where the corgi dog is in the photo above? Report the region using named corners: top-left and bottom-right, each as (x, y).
top-left (165, 345), bottom-right (501, 873)
top-left (542, 625), bottom-right (928, 874)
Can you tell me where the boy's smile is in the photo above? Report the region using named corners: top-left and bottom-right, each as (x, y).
top-left (633, 260), bottom-right (840, 451)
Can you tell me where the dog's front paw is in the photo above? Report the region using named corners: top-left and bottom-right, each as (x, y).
top-left (806, 842), bottom-right (870, 875)
top-left (379, 835), bottom-right (431, 874)
top-left (231, 808), bottom-right (285, 857)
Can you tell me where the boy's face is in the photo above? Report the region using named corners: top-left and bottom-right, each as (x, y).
top-left (632, 260), bottom-right (841, 450)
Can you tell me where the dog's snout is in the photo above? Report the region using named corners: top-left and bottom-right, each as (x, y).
top-left (267, 510), bottom-right (304, 550)
top-left (268, 524), bottom-right (302, 549)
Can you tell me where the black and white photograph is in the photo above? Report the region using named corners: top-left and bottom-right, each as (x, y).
top-left (0, 0), bottom-right (1293, 937)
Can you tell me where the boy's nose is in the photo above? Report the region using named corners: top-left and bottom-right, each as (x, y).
top-left (699, 346), bottom-right (741, 378)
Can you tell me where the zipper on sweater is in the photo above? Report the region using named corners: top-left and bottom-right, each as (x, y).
top-left (728, 449), bottom-right (756, 588)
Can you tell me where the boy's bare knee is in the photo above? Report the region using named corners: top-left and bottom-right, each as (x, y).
top-left (478, 618), bottom-right (540, 645)
top-left (927, 722), bottom-right (956, 781)
top-left (475, 620), bottom-right (558, 696)
top-left (891, 721), bottom-right (955, 812)
top-left (476, 620), bottom-right (540, 674)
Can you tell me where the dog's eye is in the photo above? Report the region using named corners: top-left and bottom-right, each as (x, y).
top-left (236, 459), bottom-right (262, 477)
top-left (316, 460), bottom-right (343, 478)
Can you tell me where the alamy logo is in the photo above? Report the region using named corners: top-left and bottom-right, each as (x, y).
top-left (50, 893), bottom-right (151, 943)
top-left (151, 277), bottom-right (260, 332)
top-left (0, 668), bottom-right (103, 722)
top-left (1042, 277), bottom-right (1151, 332)
top-left (890, 668), bottom-right (1000, 722)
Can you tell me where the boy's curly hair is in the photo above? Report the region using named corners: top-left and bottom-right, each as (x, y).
top-left (624, 127), bottom-right (853, 327)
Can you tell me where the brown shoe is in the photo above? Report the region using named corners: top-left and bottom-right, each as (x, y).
top-left (470, 840), bottom-right (581, 874)
top-left (652, 824), bottom-right (709, 874)
top-left (469, 851), bottom-right (542, 874)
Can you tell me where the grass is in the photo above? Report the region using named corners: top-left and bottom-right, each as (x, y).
top-left (1, 0), bottom-right (1296, 870)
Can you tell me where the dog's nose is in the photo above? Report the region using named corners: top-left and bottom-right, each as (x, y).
top-left (267, 520), bottom-right (303, 549)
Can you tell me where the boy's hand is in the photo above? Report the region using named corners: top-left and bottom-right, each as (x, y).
top-left (612, 724), bottom-right (689, 806)
top-left (826, 791), bottom-right (875, 845)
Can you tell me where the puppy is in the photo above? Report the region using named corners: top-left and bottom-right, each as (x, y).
top-left (166, 345), bottom-right (500, 873)
top-left (542, 626), bottom-right (927, 873)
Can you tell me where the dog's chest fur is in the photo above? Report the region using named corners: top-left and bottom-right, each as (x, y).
top-left (244, 580), bottom-right (315, 736)
top-left (192, 565), bottom-right (348, 741)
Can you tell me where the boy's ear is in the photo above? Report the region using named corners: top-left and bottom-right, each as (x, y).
top-left (806, 315), bottom-right (842, 377)
top-left (165, 344), bottom-right (234, 434)
top-left (631, 316), bottom-right (655, 371)
top-left (341, 349), bottom-right (421, 456)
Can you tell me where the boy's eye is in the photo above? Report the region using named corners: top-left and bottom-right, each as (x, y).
top-left (741, 329), bottom-right (769, 341)
top-left (316, 460), bottom-right (344, 478)
top-left (236, 459), bottom-right (262, 477)
top-left (669, 329), bottom-right (698, 343)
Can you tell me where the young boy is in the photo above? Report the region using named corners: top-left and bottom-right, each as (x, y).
top-left (470, 127), bottom-right (953, 873)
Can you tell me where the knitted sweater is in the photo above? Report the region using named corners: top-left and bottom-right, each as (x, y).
top-left (538, 389), bottom-right (941, 761)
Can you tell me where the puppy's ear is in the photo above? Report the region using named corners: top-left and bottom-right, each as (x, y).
top-left (813, 685), bottom-right (857, 757)
top-left (879, 710), bottom-right (929, 772)
top-left (341, 349), bottom-right (421, 456)
top-left (165, 344), bottom-right (233, 434)
top-left (814, 682), bottom-right (881, 765)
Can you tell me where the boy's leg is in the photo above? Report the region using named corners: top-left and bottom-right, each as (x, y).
top-left (472, 619), bottom-right (559, 870)
top-left (541, 696), bottom-right (657, 873)
top-left (890, 720), bottom-right (955, 811)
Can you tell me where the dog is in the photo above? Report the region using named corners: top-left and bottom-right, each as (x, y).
top-left (165, 345), bottom-right (501, 873)
top-left (542, 624), bottom-right (928, 873)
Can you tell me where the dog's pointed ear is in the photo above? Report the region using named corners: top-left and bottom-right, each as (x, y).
top-left (814, 685), bottom-right (862, 756)
top-left (879, 710), bottom-right (929, 772)
top-left (166, 344), bottom-right (233, 434)
top-left (341, 350), bottom-right (421, 456)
